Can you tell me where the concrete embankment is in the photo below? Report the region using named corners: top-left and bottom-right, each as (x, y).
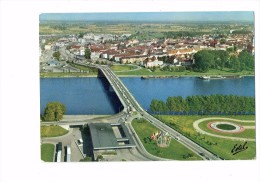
top-left (61, 115), bottom-right (109, 121)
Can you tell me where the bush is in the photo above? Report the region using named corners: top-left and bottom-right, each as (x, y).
top-left (96, 155), bottom-right (104, 161)
top-left (42, 102), bottom-right (66, 121)
top-left (80, 156), bottom-right (92, 162)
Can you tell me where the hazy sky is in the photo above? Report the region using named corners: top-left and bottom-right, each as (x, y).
top-left (40, 12), bottom-right (254, 22)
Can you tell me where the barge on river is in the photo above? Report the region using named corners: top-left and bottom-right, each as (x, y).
top-left (199, 75), bottom-right (243, 80)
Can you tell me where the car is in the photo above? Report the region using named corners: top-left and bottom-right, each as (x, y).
top-left (199, 152), bottom-right (205, 156)
top-left (57, 142), bottom-right (62, 151)
top-left (78, 139), bottom-right (83, 145)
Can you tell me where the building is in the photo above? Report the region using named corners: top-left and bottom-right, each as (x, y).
top-left (70, 45), bottom-right (85, 56)
top-left (44, 44), bottom-right (52, 50)
top-left (46, 59), bottom-right (60, 66)
top-left (143, 56), bottom-right (163, 68)
top-left (88, 123), bottom-right (136, 160)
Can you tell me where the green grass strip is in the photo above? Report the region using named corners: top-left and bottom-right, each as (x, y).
top-left (41, 125), bottom-right (69, 137)
top-left (156, 115), bottom-right (256, 160)
top-left (132, 118), bottom-right (202, 160)
top-left (41, 143), bottom-right (55, 162)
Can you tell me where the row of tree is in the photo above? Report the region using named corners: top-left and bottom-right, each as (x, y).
top-left (161, 65), bottom-right (186, 72)
top-left (232, 30), bottom-right (252, 35)
top-left (193, 49), bottom-right (254, 72)
top-left (150, 95), bottom-right (255, 114)
top-left (163, 31), bottom-right (207, 38)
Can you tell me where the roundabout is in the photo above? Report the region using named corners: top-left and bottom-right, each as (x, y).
top-left (193, 117), bottom-right (255, 141)
top-left (208, 121), bottom-right (245, 133)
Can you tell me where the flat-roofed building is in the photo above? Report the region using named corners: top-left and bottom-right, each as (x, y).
top-left (88, 122), bottom-right (136, 160)
top-left (89, 123), bottom-right (135, 150)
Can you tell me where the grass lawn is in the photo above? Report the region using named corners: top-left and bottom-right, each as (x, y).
top-left (41, 143), bottom-right (55, 162)
top-left (156, 115), bottom-right (256, 160)
top-left (116, 67), bottom-right (254, 77)
top-left (41, 125), bottom-right (69, 137)
top-left (110, 65), bottom-right (138, 72)
top-left (116, 67), bottom-right (151, 76)
top-left (40, 72), bottom-right (97, 78)
top-left (67, 62), bottom-right (98, 72)
top-left (198, 119), bottom-right (255, 139)
top-left (132, 118), bottom-right (202, 160)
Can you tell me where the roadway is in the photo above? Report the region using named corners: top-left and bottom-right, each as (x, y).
top-left (41, 62), bottom-right (221, 161)
top-left (98, 65), bottom-right (221, 160)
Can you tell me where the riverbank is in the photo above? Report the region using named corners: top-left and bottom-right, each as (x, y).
top-left (116, 69), bottom-right (254, 77)
top-left (40, 72), bottom-right (98, 78)
top-left (40, 66), bottom-right (254, 78)
top-left (40, 72), bottom-right (254, 78)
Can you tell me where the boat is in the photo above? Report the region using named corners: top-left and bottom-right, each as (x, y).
top-left (141, 75), bottom-right (179, 79)
top-left (199, 75), bottom-right (210, 80)
top-left (199, 75), bottom-right (243, 80)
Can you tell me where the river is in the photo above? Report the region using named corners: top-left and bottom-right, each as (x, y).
top-left (40, 76), bottom-right (255, 115)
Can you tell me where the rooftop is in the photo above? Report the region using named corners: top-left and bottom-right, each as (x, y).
top-left (89, 123), bottom-right (118, 150)
top-left (89, 123), bottom-right (136, 150)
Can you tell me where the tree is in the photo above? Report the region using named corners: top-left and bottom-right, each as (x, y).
top-left (151, 66), bottom-right (156, 72)
top-left (84, 49), bottom-right (91, 59)
top-left (166, 97), bottom-right (175, 111)
top-left (53, 51), bottom-right (61, 61)
top-left (42, 102), bottom-right (66, 121)
top-left (150, 99), bottom-right (159, 112)
top-left (193, 50), bottom-right (214, 72)
top-left (230, 55), bottom-right (240, 72)
top-left (238, 51), bottom-right (254, 70)
top-left (220, 38), bottom-right (226, 44)
top-left (78, 32), bottom-right (84, 38)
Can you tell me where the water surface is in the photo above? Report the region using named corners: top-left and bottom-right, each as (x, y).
top-left (40, 76), bottom-right (255, 114)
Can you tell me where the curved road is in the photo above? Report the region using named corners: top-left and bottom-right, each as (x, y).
top-left (42, 64), bottom-right (224, 161)
top-left (98, 65), bottom-right (221, 160)
top-left (193, 117), bottom-right (255, 141)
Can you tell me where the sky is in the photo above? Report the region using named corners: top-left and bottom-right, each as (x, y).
top-left (39, 12), bottom-right (254, 22)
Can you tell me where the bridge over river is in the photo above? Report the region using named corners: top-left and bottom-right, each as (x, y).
top-left (42, 65), bottom-right (221, 161)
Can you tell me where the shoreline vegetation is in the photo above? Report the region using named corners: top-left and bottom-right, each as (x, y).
top-left (40, 73), bottom-right (254, 78)
top-left (40, 65), bottom-right (254, 78)
top-left (149, 95), bottom-right (255, 115)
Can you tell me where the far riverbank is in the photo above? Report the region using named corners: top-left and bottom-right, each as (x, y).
top-left (40, 64), bottom-right (254, 78)
top-left (40, 72), bottom-right (255, 78)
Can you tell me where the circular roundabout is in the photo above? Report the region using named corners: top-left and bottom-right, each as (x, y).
top-left (193, 117), bottom-right (255, 141)
top-left (207, 121), bottom-right (245, 133)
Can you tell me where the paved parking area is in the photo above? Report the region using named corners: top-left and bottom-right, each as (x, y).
top-left (41, 127), bottom-right (86, 162)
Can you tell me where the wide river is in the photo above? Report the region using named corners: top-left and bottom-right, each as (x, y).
top-left (40, 76), bottom-right (255, 115)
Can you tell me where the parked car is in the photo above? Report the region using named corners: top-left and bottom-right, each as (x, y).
top-left (78, 139), bottom-right (83, 145)
top-left (57, 142), bottom-right (62, 151)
